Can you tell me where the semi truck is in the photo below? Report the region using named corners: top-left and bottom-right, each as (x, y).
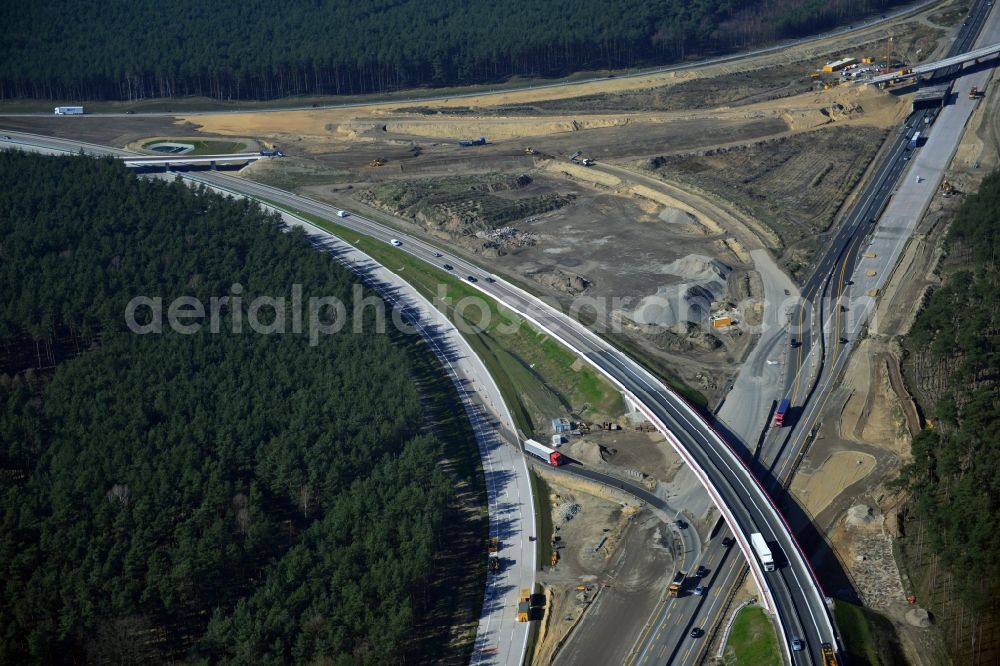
top-left (54, 106), bottom-right (84, 115)
top-left (260, 148), bottom-right (284, 157)
top-left (524, 439), bottom-right (564, 466)
top-left (751, 532), bottom-right (775, 571)
top-left (910, 131), bottom-right (922, 149)
top-left (821, 643), bottom-right (838, 666)
top-left (458, 137), bottom-right (487, 146)
top-left (773, 398), bottom-right (790, 428)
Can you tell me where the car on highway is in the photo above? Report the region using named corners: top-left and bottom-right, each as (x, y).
top-left (694, 585), bottom-right (705, 596)
top-left (443, 264), bottom-right (453, 271)
top-left (791, 637), bottom-right (804, 651)
top-left (337, 210), bottom-right (350, 218)
top-left (485, 276), bottom-right (495, 283)
top-left (695, 565), bottom-right (708, 577)
top-left (1, 135), bottom-right (9, 140)
top-left (675, 519), bottom-right (687, 529)
top-left (390, 238), bottom-right (402, 246)
top-left (466, 275), bottom-right (478, 283)
top-left (431, 251), bottom-right (442, 257)
top-left (722, 537), bottom-right (735, 547)
top-left (690, 627), bottom-right (703, 638)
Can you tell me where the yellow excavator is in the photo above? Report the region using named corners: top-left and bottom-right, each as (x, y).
top-left (369, 158), bottom-right (385, 167)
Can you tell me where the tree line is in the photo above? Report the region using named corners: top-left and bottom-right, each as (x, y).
top-left (896, 170), bottom-right (1000, 645)
top-left (0, 0), bottom-right (905, 101)
top-left (0, 152), bottom-right (464, 663)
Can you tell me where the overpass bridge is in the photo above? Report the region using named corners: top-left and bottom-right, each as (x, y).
top-left (120, 152), bottom-right (273, 169)
top-left (869, 40), bottom-right (1000, 85)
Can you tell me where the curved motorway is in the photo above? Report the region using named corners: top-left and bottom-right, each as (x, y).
top-left (2, 132), bottom-right (837, 664)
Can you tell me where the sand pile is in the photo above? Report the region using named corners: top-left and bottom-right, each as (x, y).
top-left (629, 255), bottom-right (731, 326)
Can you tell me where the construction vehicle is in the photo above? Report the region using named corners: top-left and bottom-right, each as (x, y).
top-left (517, 601), bottom-right (530, 622)
top-left (668, 571), bottom-right (685, 597)
top-left (941, 180), bottom-right (955, 197)
top-left (751, 533), bottom-right (776, 571)
top-left (569, 151), bottom-right (581, 162)
top-left (524, 439), bottom-right (564, 466)
top-left (525, 147), bottom-right (537, 155)
top-left (488, 555), bottom-right (501, 573)
top-left (821, 643), bottom-right (838, 666)
top-left (969, 86), bottom-right (981, 99)
top-left (581, 158), bottom-right (594, 166)
top-left (369, 158), bottom-right (385, 167)
top-left (487, 537), bottom-right (500, 553)
top-left (550, 551), bottom-right (559, 566)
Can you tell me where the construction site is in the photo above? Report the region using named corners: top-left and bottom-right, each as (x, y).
top-left (2, 0), bottom-right (997, 662)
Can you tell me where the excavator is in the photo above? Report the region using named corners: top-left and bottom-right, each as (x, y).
top-left (368, 158), bottom-right (385, 167)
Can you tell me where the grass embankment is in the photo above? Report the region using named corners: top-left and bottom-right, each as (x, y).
top-left (722, 606), bottom-right (781, 666)
top-left (271, 203), bottom-right (625, 437)
top-left (142, 139), bottom-right (248, 155)
top-left (832, 600), bottom-right (906, 666)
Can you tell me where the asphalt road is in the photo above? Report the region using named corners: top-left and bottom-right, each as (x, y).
top-left (767, 0), bottom-right (998, 482)
top-left (773, 0), bottom-right (1000, 492)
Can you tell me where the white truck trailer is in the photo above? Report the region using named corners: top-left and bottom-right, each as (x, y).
top-left (54, 106), bottom-right (84, 115)
top-left (523, 439), bottom-right (564, 466)
top-left (750, 532), bottom-right (775, 571)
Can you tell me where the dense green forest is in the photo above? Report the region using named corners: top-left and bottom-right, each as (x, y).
top-left (896, 170), bottom-right (1000, 657)
top-left (0, 152), bottom-right (470, 663)
top-left (0, 0), bottom-right (903, 101)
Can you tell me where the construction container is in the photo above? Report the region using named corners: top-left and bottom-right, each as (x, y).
top-left (711, 316), bottom-right (732, 328)
top-left (517, 601), bottom-right (530, 622)
top-left (822, 57), bottom-right (856, 72)
top-left (520, 588), bottom-right (531, 603)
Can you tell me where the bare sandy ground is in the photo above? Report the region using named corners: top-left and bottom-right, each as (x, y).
top-left (791, 450), bottom-right (877, 517)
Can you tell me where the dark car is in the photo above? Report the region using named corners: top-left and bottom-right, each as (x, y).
top-left (722, 537), bottom-right (735, 547)
top-left (690, 627), bottom-right (703, 638)
top-left (485, 276), bottom-right (495, 283)
top-left (125, 110), bottom-right (135, 114)
top-left (466, 275), bottom-right (478, 283)
top-left (695, 565), bottom-right (708, 577)
top-left (675, 519), bottom-right (687, 529)
top-left (443, 264), bottom-right (453, 271)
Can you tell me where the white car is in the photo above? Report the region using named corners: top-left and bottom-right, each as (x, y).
top-left (390, 239), bottom-right (402, 247)
top-left (337, 210), bottom-right (349, 218)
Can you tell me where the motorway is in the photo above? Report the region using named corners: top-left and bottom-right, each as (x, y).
top-left (781, 0), bottom-right (1000, 484)
top-left (0, 129), bottom-right (837, 664)
top-left (564, 2), bottom-right (1000, 660)
top-left (769, 0), bottom-right (998, 486)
